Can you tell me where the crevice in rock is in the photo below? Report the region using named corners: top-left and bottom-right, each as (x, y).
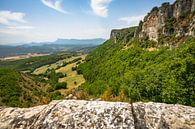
top-left (130, 103), bottom-right (148, 129)
top-left (130, 102), bottom-right (139, 129)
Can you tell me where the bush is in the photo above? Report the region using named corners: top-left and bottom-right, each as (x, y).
top-left (55, 82), bottom-right (67, 90)
top-left (72, 66), bottom-right (77, 71)
top-left (50, 91), bottom-right (63, 100)
top-left (56, 72), bottom-right (66, 78)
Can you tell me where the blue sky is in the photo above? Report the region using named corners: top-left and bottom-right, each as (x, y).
top-left (0, 0), bottom-right (174, 44)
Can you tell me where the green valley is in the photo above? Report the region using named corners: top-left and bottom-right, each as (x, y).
top-left (0, 52), bottom-right (87, 107)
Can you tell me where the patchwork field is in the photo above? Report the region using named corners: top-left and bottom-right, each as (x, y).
top-left (33, 55), bottom-right (86, 90)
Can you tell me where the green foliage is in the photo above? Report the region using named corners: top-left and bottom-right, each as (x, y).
top-left (0, 54), bottom-right (69, 72)
top-left (0, 68), bottom-right (49, 107)
top-left (61, 62), bottom-right (68, 67)
top-left (69, 57), bottom-right (82, 64)
top-left (72, 66), bottom-right (77, 71)
top-left (42, 69), bottom-right (67, 91)
top-left (55, 82), bottom-right (67, 90)
top-left (50, 91), bottom-right (63, 100)
top-left (78, 37), bottom-right (195, 106)
top-left (151, 6), bottom-right (159, 12)
top-left (165, 17), bottom-right (176, 34)
top-left (45, 69), bottom-right (59, 84)
top-left (161, 2), bottom-right (169, 7)
top-left (0, 69), bottom-right (21, 107)
top-left (179, 11), bottom-right (190, 19)
top-left (56, 72), bottom-right (66, 78)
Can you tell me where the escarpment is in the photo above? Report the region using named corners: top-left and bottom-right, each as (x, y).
top-left (111, 0), bottom-right (195, 43)
top-left (135, 0), bottom-right (195, 41)
top-left (110, 27), bottom-right (136, 43)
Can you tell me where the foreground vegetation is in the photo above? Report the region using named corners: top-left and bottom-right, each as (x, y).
top-left (78, 37), bottom-right (195, 106)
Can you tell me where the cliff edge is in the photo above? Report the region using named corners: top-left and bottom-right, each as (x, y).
top-left (111, 0), bottom-right (195, 43)
top-left (135, 0), bottom-right (195, 41)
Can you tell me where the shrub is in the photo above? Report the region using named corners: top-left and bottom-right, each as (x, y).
top-left (72, 66), bottom-right (77, 71)
top-left (55, 82), bottom-right (67, 90)
top-left (50, 91), bottom-right (63, 100)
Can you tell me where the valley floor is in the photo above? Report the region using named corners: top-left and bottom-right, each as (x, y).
top-left (33, 55), bottom-right (86, 95)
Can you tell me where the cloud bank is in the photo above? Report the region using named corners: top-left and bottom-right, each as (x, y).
top-left (91, 0), bottom-right (112, 17)
top-left (41, 0), bottom-right (67, 14)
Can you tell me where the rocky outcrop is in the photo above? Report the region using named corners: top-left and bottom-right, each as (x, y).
top-left (0, 100), bottom-right (195, 129)
top-left (110, 27), bottom-right (136, 43)
top-left (135, 0), bottom-right (195, 41)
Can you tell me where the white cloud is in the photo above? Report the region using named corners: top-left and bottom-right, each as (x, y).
top-left (0, 11), bottom-right (26, 25)
top-left (41, 0), bottom-right (67, 14)
top-left (8, 26), bottom-right (35, 30)
top-left (119, 15), bottom-right (145, 26)
top-left (91, 0), bottom-right (112, 17)
top-left (0, 10), bottom-right (36, 44)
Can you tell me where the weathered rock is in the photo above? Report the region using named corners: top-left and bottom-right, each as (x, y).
top-left (135, 0), bottom-right (195, 41)
top-left (110, 27), bottom-right (136, 43)
top-left (134, 102), bottom-right (195, 129)
top-left (0, 100), bottom-right (195, 129)
top-left (65, 94), bottom-right (77, 100)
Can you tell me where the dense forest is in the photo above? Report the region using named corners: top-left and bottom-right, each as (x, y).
top-left (78, 30), bottom-right (195, 106)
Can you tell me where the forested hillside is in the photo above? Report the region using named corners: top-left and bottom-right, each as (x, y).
top-left (77, 0), bottom-right (195, 106)
top-left (0, 69), bottom-right (50, 107)
top-left (78, 33), bottom-right (195, 106)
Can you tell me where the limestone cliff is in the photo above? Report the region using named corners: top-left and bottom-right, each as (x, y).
top-left (135, 0), bottom-right (195, 41)
top-left (0, 100), bottom-right (195, 129)
top-left (110, 27), bottom-right (136, 43)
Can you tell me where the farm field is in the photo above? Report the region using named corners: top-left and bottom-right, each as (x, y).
top-left (33, 55), bottom-right (86, 90)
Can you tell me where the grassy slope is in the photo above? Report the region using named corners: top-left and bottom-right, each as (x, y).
top-left (78, 37), bottom-right (195, 106)
top-left (0, 68), bottom-right (50, 107)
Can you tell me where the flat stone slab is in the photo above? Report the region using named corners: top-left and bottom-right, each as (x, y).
top-left (0, 100), bottom-right (195, 129)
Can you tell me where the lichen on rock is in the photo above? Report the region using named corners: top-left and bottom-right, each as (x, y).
top-left (0, 100), bottom-right (195, 129)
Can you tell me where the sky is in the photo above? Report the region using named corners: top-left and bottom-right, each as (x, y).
top-left (0, 0), bottom-right (175, 45)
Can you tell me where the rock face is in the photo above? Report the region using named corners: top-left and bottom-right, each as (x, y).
top-left (135, 0), bottom-right (195, 41)
top-left (110, 27), bottom-right (136, 43)
top-left (0, 100), bottom-right (195, 129)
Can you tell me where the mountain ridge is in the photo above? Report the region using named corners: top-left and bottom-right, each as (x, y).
top-left (0, 38), bottom-right (105, 57)
top-left (111, 0), bottom-right (195, 44)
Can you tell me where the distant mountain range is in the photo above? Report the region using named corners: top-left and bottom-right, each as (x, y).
top-left (0, 38), bottom-right (105, 57)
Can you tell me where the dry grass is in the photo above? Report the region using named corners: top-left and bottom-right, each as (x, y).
top-left (57, 62), bottom-right (85, 89)
top-left (33, 55), bottom-right (86, 75)
top-left (33, 54), bottom-right (87, 93)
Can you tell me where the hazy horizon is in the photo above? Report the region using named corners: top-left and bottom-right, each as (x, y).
top-left (0, 0), bottom-right (174, 45)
